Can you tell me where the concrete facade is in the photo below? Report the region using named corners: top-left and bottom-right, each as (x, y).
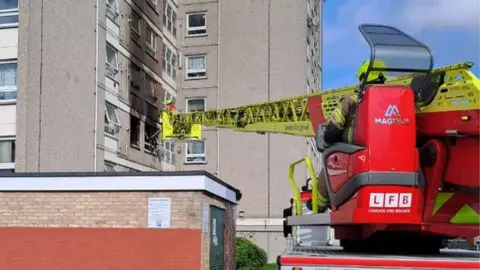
top-left (1, 0), bottom-right (179, 173)
top-left (175, 0), bottom-right (323, 261)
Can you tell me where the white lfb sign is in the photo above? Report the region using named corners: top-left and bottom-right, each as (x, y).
top-left (369, 193), bottom-right (412, 208)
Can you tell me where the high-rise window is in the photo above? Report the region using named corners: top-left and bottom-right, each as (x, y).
top-left (129, 11), bottom-right (141, 44)
top-left (145, 25), bottom-right (157, 58)
top-left (0, 0), bottom-right (18, 28)
top-left (186, 55), bottom-right (206, 79)
top-left (0, 61), bottom-right (17, 102)
top-left (162, 45), bottom-right (176, 79)
top-left (162, 1), bottom-right (177, 37)
top-left (186, 12), bottom-right (206, 37)
top-left (105, 0), bottom-right (118, 21)
top-left (185, 141), bottom-right (206, 164)
top-left (186, 98), bottom-right (206, 113)
top-left (0, 138), bottom-right (15, 171)
top-left (105, 44), bottom-right (118, 80)
top-left (104, 102), bottom-right (120, 136)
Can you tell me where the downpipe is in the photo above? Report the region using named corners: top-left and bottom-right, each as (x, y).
top-left (216, 0), bottom-right (221, 176)
top-left (93, 0), bottom-right (99, 171)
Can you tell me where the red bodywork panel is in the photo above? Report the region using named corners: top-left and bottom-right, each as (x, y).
top-left (326, 153), bottom-right (351, 193)
top-left (307, 95), bottom-right (326, 135)
top-left (417, 109), bottom-right (480, 136)
top-left (354, 85), bottom-right (417, 172)
top-left (303, 85), bottom-right (480, 242)
top-left (443, 137), bottom-right (479, 187)
top-left (327, 85), bottom-right (422, 226)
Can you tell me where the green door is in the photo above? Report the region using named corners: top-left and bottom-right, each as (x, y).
top-left (209, 206), bottom-right (225, 270)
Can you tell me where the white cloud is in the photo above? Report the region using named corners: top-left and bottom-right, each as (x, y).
top-left (323, 0), bottom-right (480, 68)
top-left (398, 0), bottom-right (480, 32)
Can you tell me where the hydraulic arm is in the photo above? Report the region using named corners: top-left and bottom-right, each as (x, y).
top-left (161, 61), bottom-right (479, 141)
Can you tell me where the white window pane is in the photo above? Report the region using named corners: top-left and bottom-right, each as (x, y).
top-left (0, 62), bottom-right (17, 87)
top-left (106, 46), bottom-right (117, 66)
top-left (0, 0), bottom-right (18, 10)
top-left (0, 140), bottom-right (14, 163)
top-left (188, 13), bottom-right (205, 28)
top-left (187, 56), bottom-right (205, 70)
top-left (105, 103), bottom-right (119, 124)
top-left (104, 162), bottom-right (116, 172)
top-left (187, 99), bottom-right (205, 112)
top-left (187, 141), bottom-right (205, 155)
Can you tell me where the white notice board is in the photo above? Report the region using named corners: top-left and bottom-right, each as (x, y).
top-left (201, 203), bottom-right (209, 234)
top-left (147, 197), bottom-right (171, 228)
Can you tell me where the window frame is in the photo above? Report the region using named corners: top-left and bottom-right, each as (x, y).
top-left (129, 114), bottom-right (141, 148)
top-left (105, 43), bottom-right (119, 80)
top-left (159, 141), bottom-right (176, 165)
top-left (0, 137), bottom-right (15, 170)
top-left (145, 25), bottom-right (157, 57)
top-left (145, 73), bottom-right (156, 97)
top-left (147, 0), bottom-right (157, 8)
top-left (162, 2), bottom-right (177, 37)
top-left (185, 55), bottom-right (207, 80)
top-left (105, 0), bottom-right (119, 21)
top-left (144, 122), bottom-right (159, 154)
top-left (104, 102), bottom-right (121, 136)
top-left (186, 12), bottom-right (207, 37)
top-left (185, 140), bottom-right (206, 164)
top-left (0, 60), bottom-right (18, 103)
top-left (186, 97), bottom-right (206, 113)
top-left (0, 0), bottom-right (19, 29)
top-left (162, 45), bottom-right (177, 79)
top-left (129, 11), bottom-right (141, 43)
top-left (104, 161), bottom-right (117, 172)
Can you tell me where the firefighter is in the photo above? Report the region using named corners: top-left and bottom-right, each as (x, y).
top-left (315, 59), bottom-right (386, 213)
top-left (165, 98), bottom-right (176, 111)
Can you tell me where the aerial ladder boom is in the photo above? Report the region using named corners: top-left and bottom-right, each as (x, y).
top-left (161, 61), bottom-right (480, 141)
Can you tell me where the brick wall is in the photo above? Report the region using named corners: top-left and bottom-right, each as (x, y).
top-left (0, 227), bottom-right (201, 270)
top-left (0, 191), bottom-right (237, 270)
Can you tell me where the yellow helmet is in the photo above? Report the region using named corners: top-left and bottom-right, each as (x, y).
top-left (356, 59), bottom-right (386, 82)
top-left (165, 98), bottom-right (172, 105)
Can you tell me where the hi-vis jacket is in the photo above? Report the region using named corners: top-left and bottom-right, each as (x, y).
top-left (326, 94), bottom-right (359, 144)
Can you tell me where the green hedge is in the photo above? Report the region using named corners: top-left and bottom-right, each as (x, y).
top-left (236, 237), bottom-right (268, 270)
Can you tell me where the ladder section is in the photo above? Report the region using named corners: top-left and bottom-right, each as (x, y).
top-left (160, 62), bottom-right (478, 141)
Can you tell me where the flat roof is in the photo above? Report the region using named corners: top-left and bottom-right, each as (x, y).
top-left (0, 170), bottom-right (242, 204)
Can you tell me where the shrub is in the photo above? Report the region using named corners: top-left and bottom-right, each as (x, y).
top-left (236, 236), bottom-right (268, 269)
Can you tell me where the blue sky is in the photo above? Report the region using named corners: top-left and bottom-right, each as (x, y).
top-left (322, 0), bottom-right (480, 90)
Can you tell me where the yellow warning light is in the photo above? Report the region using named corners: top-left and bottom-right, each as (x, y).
top-left (461, 116), bottom-right (470, 121)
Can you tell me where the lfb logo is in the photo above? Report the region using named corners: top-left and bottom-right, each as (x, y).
top-left (369, 193), bottom-right (412, 208)
top-left (384, 105), bottom-right (400, 117)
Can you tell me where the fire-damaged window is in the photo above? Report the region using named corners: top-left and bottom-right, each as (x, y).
top-left (129, 62), bottom-right (141, 91)
top-left (145, 101), bottom-right (159, 122)
top-left (129, 11), bottom-right (141, 44)
top-left (144, 123), bottom-right (159, 154)
top-left (145, 74), bottom-right (157, 99)
top-left (130, 114), bottom-right (141, 148)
